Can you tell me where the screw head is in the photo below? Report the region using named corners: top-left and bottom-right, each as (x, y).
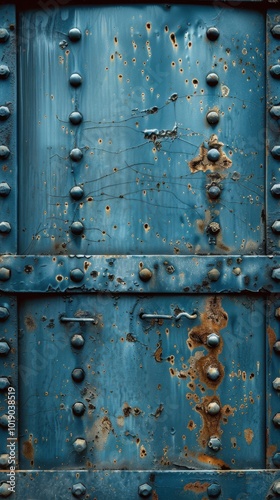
top-left (206, 365), bottom-right (220, 381)
top-left (0, 107), bottom-right (10, 121)
top-left (72, 368), bottom-right (85, 383)
top-left (70, 268), bottom-right (84, 283)
top-left (70, 186), bottom-right (84, 200)
top-left (72, 402), bottom-right (86, 416)
top-left (0, 222), bottom-right (11, 234)
top-left (208, 222), bottom-right (221, 235)
top-left (0, 65), bottom-right (10, 79)
top-left (206, 72), bottom-right (219, 86)
top-left (206, 111), bottom-right (219, 125)
top-left (0, 29), bottom-right (9, 43)
top-left (68, 28), bottom-right (82, 41)
top-left (0, 146), bottom-right (10, 160)
top-left (73, 438), bottom-right (87, 453)
top-left (206, 333), bottom-right (220, 347)
top-left (208, 436), bottom-right (222, 451)
top-left (71, 334), bottom-right (85, 349)
top-left (139, 268), bottom-right (152, 282)
top-left (270, 65), bottom-right (280, 79)
top-left (72, 482), bottom-right (86, 497)
top-left (0, 377), bottom-right (10, 391)
top-left (70, 73), bottom-right (83, 87)
top-left (70, 221), bottom-right (84, 235)
top-left (207, 483), bottom-right (221, 497)
top-left (70, 148), bottom-right (83, 162)
top-left (69, 111), bottom-right (83, 125)
top-left (0, 342), bottom-right (10, 356)
top-left (138, 483), bottom-right (152, 497)
top-left (207, 402), bottom-right (221, 415)
top-left (207, 149), bottom-right (220, 162)
top-left (206, 27), bottom-right (219, 41)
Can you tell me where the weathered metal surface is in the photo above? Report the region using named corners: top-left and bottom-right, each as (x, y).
top-left (0, 255), bottom-right (279, 293)
top-left (0, 6), bottom-right (17, 255)
top-left (18, 5), bottom-right (265, 256)
top-left (19, 294), bottom-right (265, 470)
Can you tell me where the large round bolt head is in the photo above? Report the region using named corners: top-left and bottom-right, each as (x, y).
top-left (71, 334), bottom-right (85, 349)
top-left (69, 111), bottom-right (83, 125)
top-left (207, 402), bottom-right (221, 415)
top-left (207, 483), bottom-right (221, 497)
top-left (138, 483), bottom-right (152, 497)
top-left (73, 438), bottom-right (87, 453)
top-left (70, 268), bottom-right (84, 282)
top-left (72, 402), bottom-right (86, 416)
top-left (272, 221), bottom-right (280, 234)
top-left (0, 268), bottom-right (11, 282)
top-left (0, 307), bottom-right (9, 321)
top-left (207, 269), bottom-right (220, 282)
top-left (68, 28), bottom-right (82, 41)
top-left (272, 25), bottom-right (280, 39)
top-left (0, 146), bottom-right (10, 159)
top-left (271, 146), bottom-right (280, 159)
top-left (72, 368), bottom-right (85, 383)
top-left (70, 221), bottom-right (84, 235)
top-left (208, 185), bottom-right (221, 200)
top-left (139, 268), bottom-right (152, 282)
top-left (207, 366), bottom-right (220, 381)
top-left (273, 413), bottom-right (280, 427)
top-left (272, 481), bottom-right (280, 494)
top-left (0, 29), bottom-right (9, 43)
top-left (207, 149), bottom-right (220, 162)
top-left (273, 378), bottom-right (280, 391)
top-left (208, 436), bottom-right (222, 451)
top-left (70, 148), bottom-right (83, 162)
top-left (206, 333), bottom-right (220, 347)
top-left (273, 452), bottom-right (280, 468)
top-left (206, 72), bottom-right (219, 86)
top-left (70, 186), bottom-right (84, 200)
top-left (270, 65), bottom-right (280, 79)
top-left (0, 454), bottom-right (9, 468)
top-left (0, 65), bottom-right (10, 79)
top-left (0, 482), bottom-right (12, 497)
top-left (0, 107), bottom-right (10, 121)
top-left (274, 341), bottom-right (280, 353)
top-left (0, 183), bottom-right (11, 197)
top-left (270, 106), bottom-right (280, 119)
top-left (72, 482), bottom-right (86, 498)
top-left (69, 73), bottom-right (83, 87)
top-left (0, 377), bottom-right (10, 391)
top-left (206, 27), bottom-right (219, 41)
top-left (0, 342), bottom-right (10, 356)
top-left (206, 111), bottom-right (219, 125)
top-left (0, 222), bottom-right (11, 234)
top-left (208, 222), bottom-right (221, 235)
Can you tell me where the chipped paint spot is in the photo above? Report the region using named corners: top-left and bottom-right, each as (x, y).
top-left (184, 482), bottom-right (209, 493)
top-left (189, 134), bottom-right (232, 173)
top-left (267, 325), bottom-right (277, 355)
top-left (22, 440), bottom-right (34, 461)
top-left (116, 416), bottom-right (125, 427)
top-left (153, 343), bottom-right (163, 362)
top-left (244, 428), bottom-right (254, 445)
top-left (90, 416), bottom-right (113, 450)
top-left (197, 453), bottom-right (230, 470)
top-left (140, 444), bottom-right (147, 458)
top-left (24, 315), bottom-right (37, 332)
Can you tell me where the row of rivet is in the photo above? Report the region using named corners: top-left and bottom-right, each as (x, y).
top-left (273, 305), bottom-right (280, 469)
top-left (0, 25), bottom-right (12, 242)
top-left (0, 303), bottom-right (12, 471)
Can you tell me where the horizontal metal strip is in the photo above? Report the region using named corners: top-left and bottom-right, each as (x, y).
top-left (6, 469), bottom-right (280, 499)
top-left (0, 255), bottom-right (279, 293)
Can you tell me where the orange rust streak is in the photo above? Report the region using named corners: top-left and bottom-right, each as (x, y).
top-left (267, 325), bottom-right (277, 355)
top-left (197, 453), bottom-right (230, 470)
top-left (184, 482), bottom-right (210, 493)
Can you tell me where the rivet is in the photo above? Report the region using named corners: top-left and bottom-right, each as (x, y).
top-left (207, 149), bottom-right (220, 162)
top-left (270, 106), bottom-right (280, 119)
top-left (0, 146), bottom-right (10, 160)
top-left (0, 29), bottom-right (9, 43)
top-left (72, 368), bottom-right (85, 383)
top-left (206, 72), bottom-right (219, 86)
top-left (208, 222), bottom-right (220, 234)
top-left (139, 268), bottom-right (152, 282)
top-left (272, 25), bottom-right (280, 39)
top-left (70, 221), bottom-right (84, 235)
top-left (273, 378), bottom-right (280, 390)
top-left (0, 222), bottom-right (11, 234)
top-left (206, 333), bottom-right (220, 347)
top-left (0, 268), bottom-right (10, 282)
top-left (271, 184), bottom-right (280, 197)
top-left (207, 436), bottom-right (222, 451)
top-left (70, 148), bottom-right (83, 162)
top-left (70, 186), bottom-right (84, 200)
top-left (270, 65), bottom-right (280, 79)
top-left (274, 341), bottom-right (280, 353)
top-left (207, 402), bottom-right (221, 415)
top-left (0, 307), bottom-right (9, 321)
top-left (68, 28), bottom-right (82, 42)
top-left (272, 481), bottom-right (280, 495)
top-left (273, 452), bottom-right (280, 468)
top-left (0, 183), bottom-right (10, 198)
top-left (138, 483), bottom-right (152, 497)
top-left (206, 111), bottom-right (219, 125)
top-left (71, 334), bottom-right (85, 349)
top-left (70, 268), bottom-right (84, 283)
top-left (206, 27), bottom-right (220, 41)
top-left (0, 414), bottom-right (8, 428)
top-left (0, 342), bottom-right (10, 356)
top-left (69, 111), bottom-right (83, 125)
top-left (208, 185), bottom-right (221, 199)
top-left (70, 73), bottom-right (83, 87)
top-left (0, 482), bottom-right (12, 497)
top-left (272, 268), bottom-right (280, 281)
top-left (207, 483), bottom-right (221, 497)
top-left (271, 146), bottom-right (280, 159)
top-left (0, 65), bottom-right (10, 80)
top-left (72, 402), bottom-right (86, 416)
top-left (272, 221), bottom-right (280, 234)
top-left (207, 269), bottom-right (220, 282)
top-left (73, 437), bottom-right (87, 453)
top-left (72, 482), bottom-right (86, 498)
top-left (206, 366), bottom-right (220, 381)
top-left (273, 413), bottom-right (280, 427)
top-left (0, 377), bottom-right (10, 391)
top-left (0, 107), bottom-right (10, 121)
top-left (0, 455), bottom-right (9, 468)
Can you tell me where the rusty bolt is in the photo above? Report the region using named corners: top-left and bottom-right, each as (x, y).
top-left (207, 483), bottom-right (221, 497)
top-left (208, 222), bottom-right (220, 235)
top-left (207, 149), bottom-right (220, 163)
top-left (71, 334), bottom-right (85, 349)
top-left (273, 378), bottom-right (280, 391)
top-left (68, 28), bottom-right (82, 41)
top-left (206, 333), bottom-right (220, 347)
top-left (208, 436), bottom-right (222, 452)
top-left (273, 413), bottom-right (280, 427)
top-left (0, 342), bottom-right (10, 356)
top-left (207, 269), bottom-right (220, 282)
top-left (73, 438), bottom-right (87, 453)
top-left (0, 482), bottom-right (12, 497)
top-left (0, 455), bottom-right (8, 468)
top-left (273, 452), bottom-right (280, 468)
top-left (138, 483), bottom-right (152, 497)
top-left (72, 402), bottom-right (86, 417)
top-left (72, 482), bottom-right (86, 497)
top-left (272, 481), bottom-right (280, 494)
top-left (0, 29), bottom-right (9, 43)
top-left (206, 366), bottom-right (220, 381)
top-left (0, 268), bottom-right (11, 281)
top-left (207, 402), bottom-right (221, 415)
top-left (0, 378), bottom-right (10, 391)
top-left (139, 268), bottom-right (152, 282)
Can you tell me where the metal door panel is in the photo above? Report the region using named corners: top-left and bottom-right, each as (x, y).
top-left (18, 5), bottom-right (265, 256)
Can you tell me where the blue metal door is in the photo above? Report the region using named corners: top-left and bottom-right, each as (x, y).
top-left (1, 2), bottom-right (280, 498)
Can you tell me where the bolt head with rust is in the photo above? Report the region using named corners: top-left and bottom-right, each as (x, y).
top-left (139, 268), bottom-right (152, 282)
top-left (207, 366), bottom-right (220, 381)
top-left (208, 222), bottom-right (221, 235)
top-left (0, 482), bottom-right (12, 497)
top-left (138, 483), bottom-right (152, 497)
top-left (207, 269), bottom-right (220, 282)
top-left (206, 333), bottom-right (220, 347)
top-left (273, 378), bottom-right (280, 391)
top-left (208, 436), bottom-right (222, 452)
top-left (207, 402), bottom-right (221, 415)
top-left (73, 438), bottom-right (87, 453)
top-left (273, 413), bottom-right (280, 427)
top-left (72, 482), bottom-right (86, 497)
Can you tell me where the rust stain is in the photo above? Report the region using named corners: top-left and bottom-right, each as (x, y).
top-left (140, 444), bottom-right (147, 458)
top-left (188, 296), bottom-right (228, 349)
top-left (244, 428), bottom-right (254, 445)
top-left (196, 210), bottom-right (211, 235)
top-left (267, 443), bottom-right (277, 458)
top-left (90, 416), bottom-right (113, 450)
top-left (195, 396), bottom-right (222, 447)
top-left (122, 402), bottom-right (142, 417)
top-left (267, 325), bottom-right (277, 355)
top-left (197, 453), bottom-right (230, 470)
top-left (24, 315), bottom-right (37, 332)
top-left (152, 492), bottom-right (158, 500)
top-left (189, 134), bottom-right (232, 174)
top-left (153, 344), bottom-right (163, 362)
top-left (184, 482), bottom-right (209, 493)
top-left (22, 440), bottom-right (34, 461)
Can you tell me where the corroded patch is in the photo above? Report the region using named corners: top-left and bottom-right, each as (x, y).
top-left (267, 325), bottom-right (277, 355)
top-left (90, 416), bottom-right (113, 450)
top-left (22, 440), bottom-right (34, 461)
top-left (184, 482), bottom-right (209, 493)
top-left (189, 134), bottom-right (232, 173)
top-left (244, 428), bottom-right (254, 445)
top-left (24, 315), bottom-right (37, 332)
